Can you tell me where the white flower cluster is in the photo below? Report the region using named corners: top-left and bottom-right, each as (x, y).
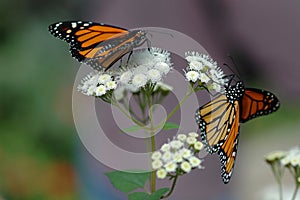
top-left (77, 72), bottom-right (117, 97)
top-left (266, 147), bottom-right (300, 167)
top-left (118, 48), bottom-right (172, 92)
top-left (184, 51), bottom-right (227, 93)
top-left (77, 48), bottom-right (172, 97)
top-left (151, 132), bottom-right (204, 179)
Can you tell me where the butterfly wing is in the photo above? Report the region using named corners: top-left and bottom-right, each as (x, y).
top-left (240, 88), bottom-right (280, 123)
top-left (48, 21), bottom-right (146, 70)
top-left (195, 94), bottom-right (240, 183)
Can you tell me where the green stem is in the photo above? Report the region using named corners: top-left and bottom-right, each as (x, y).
top-left (161, 175), bottom-right (179, 199)
top-left (291, 185), bottom-right (299, 200)
top-left (271, 162), bottom-right (283, 200)
top-left (113, 100), bottom-right (148, 129)
top-left (147, 93), bottom-right (157, 193)
top-left (155, 85), bottom-right (194, 130)
top-left (291, 167), bottom-right (300, 200)
top-left (150, 133), bottom-right (156, 193)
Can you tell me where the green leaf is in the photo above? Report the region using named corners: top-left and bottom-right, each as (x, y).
top-left (128, 192), bottom-right (149, 200)
top-left (149, 188), bottom-right (169, 200)
top-left (121, 125), bottom-right (142, 133)
top-left (128, 188), bottom-right (169, 200)
top-left (162, 122), bottom-right (180, 130)
top-left (105, 171), bottom-right (151, 193)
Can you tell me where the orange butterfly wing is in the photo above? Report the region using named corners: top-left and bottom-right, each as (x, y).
top-left (240, 88), bottom-right (280, 123)
top-left (49, 21), bottom-right (147, 70)
top-left (195, 94), bottom-right (240, 183)
top-left (196, 82), bottom-right (280, 183)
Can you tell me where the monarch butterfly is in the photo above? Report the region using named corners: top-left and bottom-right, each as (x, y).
top-left (195, 80), bottom-right (280, 183)
top-left (48, 21), bottom-right (147, 71)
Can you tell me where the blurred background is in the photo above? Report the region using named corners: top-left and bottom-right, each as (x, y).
top-left (1, 0), bottom-right (300, 199)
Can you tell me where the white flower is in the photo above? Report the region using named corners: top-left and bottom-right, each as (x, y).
top-left (95, 85), bottom-right (107, 96)
top-left (188, 132), bottom-right (199, 138)
top-left (152, 160), bottom-right (163, 170)
top-left (280, 147), bottom-right (300, 166)
top-left (156, 169), bottom-right (167, 179)
top-left (181, 149), bottom-right (192, 159)
top-left (189, 156), bottom-right (202, 168)
top-left (98, 74), bottom-right (111, 84)
top-left (116, 48), bottom-right (172, 93)
top-left (177, 134), bottom-right (187, 142)
top-left (147, 69), bottom-right (162, 83)
top-left (162, 151), bottom-right (172, 162)
top-left (155, 62), bottom-right (171, 75)
top-left (133, 65), bottom-right (149, 74)
top-left (170, 140), bottom-right (183, 149)
top-left (151, 151), bottom-right (162, 160)
top-left (173, 152), bottom-right (183, 163)
top-left (265, 151), bottom-right (286, 162)
top-left (132, 73), bottom-right (148, 88)
top-left (184, 51), bottom-right (227, 94)
top-left (165, 162), bottom-right (177, 172)
top-left (120, 71), bottom-right (133, 84)
top-left (290, 156), bottom-right (300, 167)
top-left (161, 144), bottom-right (171, 152)
top-left (152, 132), bottom-right (205, 179)
top-left (181, 161), bottom-right (192, 173)
top-left (199, 73), bottom-right (210, 83)
top-left (281, 157), bottom-right (291, 166)
top-left (211, 82), bottom-right (222, 93)
top-left (86, 85), bottom-right (96, 96)
top-left (189, 60), bottom-right (203, 71)
top-left (106, 81), bottom-right (117, 90)
top-left (186, 136), bottom-right (197, 145)
top-left (186, 71), bottom-right (199, 82)
top-left (194, 141), bottom-right (204, 150)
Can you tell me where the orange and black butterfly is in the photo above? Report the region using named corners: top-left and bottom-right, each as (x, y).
top-left (48, 21), bottom-right (147, 71)
top-left (195, 80), bottom-right (280, 183)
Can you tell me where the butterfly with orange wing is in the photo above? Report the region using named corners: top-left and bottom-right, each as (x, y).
top-left (195, 80), bottom-right (280, 183)
top-left (48, 21), bottom-right (147, 71)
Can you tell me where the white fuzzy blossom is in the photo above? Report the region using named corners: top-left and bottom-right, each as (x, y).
top-left (77, 72), bottom-right (117, 97)
top-left (116, 47), bottom-right (172, 92)
top-left (151, 132), bottom-right (204, 179)
top-left (184, 51), bottom-right (227, 93)
top-left (265, 147), bottom-right (300, 167)
top-left (77, 48), bottom-right (172, 97)
top-left (264, 147), bottom-right (300, 200)
top-left (280, 147), bottom-right (300, 167)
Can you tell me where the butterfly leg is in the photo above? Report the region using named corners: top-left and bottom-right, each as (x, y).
top-left (125, 50), bottom-right (133, 66)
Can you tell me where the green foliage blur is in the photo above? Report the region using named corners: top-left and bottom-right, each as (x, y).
top-left (0, 0), bottom-right (87, 199)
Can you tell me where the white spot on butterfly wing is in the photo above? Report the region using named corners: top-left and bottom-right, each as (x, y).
top-left (71, 22), bottom-right (77, 28)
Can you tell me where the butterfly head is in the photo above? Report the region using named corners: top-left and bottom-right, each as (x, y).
top-left (225, 81), bottom-right (245, 103)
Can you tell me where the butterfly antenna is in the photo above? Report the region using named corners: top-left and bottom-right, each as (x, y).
top-left (228, 54), bottom-right (242, 80)
top-left (147, 30), bottom-right (174, 38)
top-left (222, 74), bottom-right (235, 87)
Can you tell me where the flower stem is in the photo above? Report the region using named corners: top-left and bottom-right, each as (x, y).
top-left (155, 85), bottom-right (194, 130)
top-left (113, 100), bottom-right (151, 130)
top-left (291, 185), bottom-right (299, 200)
top-left (291, 167), bottom-right (300, 200)
top-left (271, 162), bottom-right (283, 200)
top-left (146, 91), bottom-right (156, 193)
top-left (161, 175), bottom-right (179, 199)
